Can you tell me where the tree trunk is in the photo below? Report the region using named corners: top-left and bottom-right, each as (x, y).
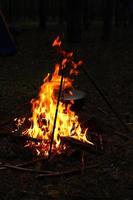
top-left (66, 0), bottom-right (82, 43)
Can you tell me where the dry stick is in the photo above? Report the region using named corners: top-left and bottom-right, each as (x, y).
top-left (48, 65), bottom-right (64, 160)
top-left (3, 164), bottom-right (53, 174)
top-left (1, 162), bottom-right (98, 177)
top-left (81, 66), bottom-right (132, 138)
top-left (36, 164), bottom-right (99, 178)
top-left (0, 158), bottom-right (47, 171)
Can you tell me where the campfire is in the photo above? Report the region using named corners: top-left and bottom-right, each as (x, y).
top-left (14, 37), bottom-right (94, 158)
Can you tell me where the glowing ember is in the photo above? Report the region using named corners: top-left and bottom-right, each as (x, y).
top-left (15, 37), bottom-right (93, 157)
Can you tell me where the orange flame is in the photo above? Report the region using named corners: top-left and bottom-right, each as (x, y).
top-left (19, 37), bottom-right (93, 157)
top-left (52, 36), bottom-right (61, 47)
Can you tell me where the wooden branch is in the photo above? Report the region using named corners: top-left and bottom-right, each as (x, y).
top-left (4, 164), bottom-right (52, 174)
top-left (0, 162), bottom-right (99, 178)
top-left (61, 136), bottom-right (103, 155)
top-left (0, 159), bottom-right (46, 171)
top-left (0, 132), bottom-right (104, 154)
top-left (37, 164), bottom-right (99, 178)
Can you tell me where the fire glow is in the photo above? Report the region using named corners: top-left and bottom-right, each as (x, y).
top-left (15, 37), bottom-right (93, 157)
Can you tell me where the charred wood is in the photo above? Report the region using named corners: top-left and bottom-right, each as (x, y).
top-left (60, 136), bottom-right (103, 155)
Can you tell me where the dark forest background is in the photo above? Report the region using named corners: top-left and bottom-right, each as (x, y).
top-left (0, 0), bottom-right (133, 41)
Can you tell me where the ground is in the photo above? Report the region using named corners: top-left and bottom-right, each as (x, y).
top-left (0, 23), bottom-right (133, 200)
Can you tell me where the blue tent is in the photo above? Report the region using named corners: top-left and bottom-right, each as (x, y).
top-left (0, 10), bottom-right (17, 56)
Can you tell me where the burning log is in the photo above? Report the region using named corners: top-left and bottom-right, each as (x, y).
top-left (60, 137), bottom-right (103, 155)
top-left (10, 37), bottom-right (94, 158)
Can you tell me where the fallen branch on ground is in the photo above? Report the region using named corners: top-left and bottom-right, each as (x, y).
top-left (36, 164), bottom-right (99, 178)
top-left (3, 163), bottom-right (52, 174)
top-left (0, 162), bottom-right (98, 178)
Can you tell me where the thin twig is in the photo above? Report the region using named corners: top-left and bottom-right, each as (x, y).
top-left (4, 164), bottom-right (53, 174)
top-left (36, 164), bottom-right (99, 178)
top-left (0, 161), bottom-right (99, 178)
top-left (97, 107), bottom-right (108, 115)
top-left (0, 158), bottom-right (45, 171)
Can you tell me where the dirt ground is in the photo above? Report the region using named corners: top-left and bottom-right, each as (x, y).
top-left (0, 24), bottom-right (133, 200)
